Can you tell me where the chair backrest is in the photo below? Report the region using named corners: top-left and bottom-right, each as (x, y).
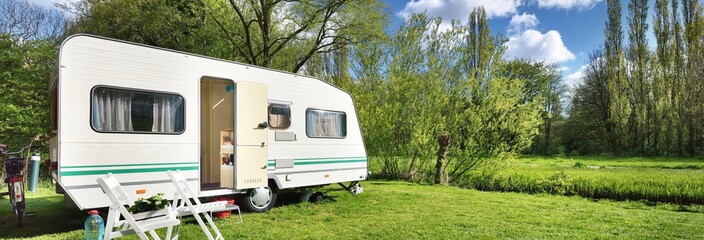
top-left (167, 170), bottom-right (203, 206)
top-left (97, 173), bottom-right (134, 207)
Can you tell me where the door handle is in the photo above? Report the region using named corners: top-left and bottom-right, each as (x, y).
top-left (257, 122), bottom-right (268, 128)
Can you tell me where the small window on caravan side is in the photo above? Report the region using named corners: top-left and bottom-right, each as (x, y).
top-left (306, 109), bottom-right (346, 138)
top-left (91, 87), bottom-right (185, 134)
top-left (268, 104), bottom-right (291, 129)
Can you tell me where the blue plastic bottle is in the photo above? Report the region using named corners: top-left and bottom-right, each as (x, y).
top-left (85, 210), bottom-right (105, 240)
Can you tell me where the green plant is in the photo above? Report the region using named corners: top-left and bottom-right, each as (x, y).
top-left (128, 193), bottom-right (168, 213)
top-left (573, 161), bottom-right (586, 168)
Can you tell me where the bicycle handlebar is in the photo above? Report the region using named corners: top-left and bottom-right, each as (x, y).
top-left (0, 144), bottom-right (35, 156)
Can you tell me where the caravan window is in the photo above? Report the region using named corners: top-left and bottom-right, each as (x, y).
top-left (306, 109), bottom-right (346, 138)
top-left (91, 87), bottom-right (185, 134)
top-left (268, 104), bottom-right (291, 129)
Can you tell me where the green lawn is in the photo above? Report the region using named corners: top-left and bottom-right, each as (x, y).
top-left (1, 180), bottom-right (703, 239)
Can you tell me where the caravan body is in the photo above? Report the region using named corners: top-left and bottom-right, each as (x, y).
top-left (49, 35), bottom-right (367, 210)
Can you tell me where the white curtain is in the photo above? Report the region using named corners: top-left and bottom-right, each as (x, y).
top-left (152, 95), bottom-right (183, 132)
top-left (92, 90), bottom-right (133, 131)
top-left (307, 110), bottom-right (345, 137)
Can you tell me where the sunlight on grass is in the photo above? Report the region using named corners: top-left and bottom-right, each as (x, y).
top-left (1, 180), bottom-right (702, 239)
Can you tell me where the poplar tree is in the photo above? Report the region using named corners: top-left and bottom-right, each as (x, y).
top-left (627, 0), bottom-right (650, 153)
top-left (681, 0), bottom-right (704, 153)
top-left (653, 0), bottom-right (672, 154)
top-left (604, 0), bottom-right (629, 152)
top-left (671, 0), bottom-right (686, 154)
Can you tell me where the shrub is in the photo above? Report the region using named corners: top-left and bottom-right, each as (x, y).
top-left (538, 171), bottom-right (574, 195)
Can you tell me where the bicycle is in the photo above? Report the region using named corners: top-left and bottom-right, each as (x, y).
top-left (0, 142), bottom-right (35, 228)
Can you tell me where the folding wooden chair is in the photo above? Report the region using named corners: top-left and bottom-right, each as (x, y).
top-left (97, 173), bottom-right (181, 240)
top-left (167, 170), bottom-right (242, 240)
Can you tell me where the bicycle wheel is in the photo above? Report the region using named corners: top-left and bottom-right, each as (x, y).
top-left (15, 204), bottom-right (23, 228)
top-left (9, 180), bottom-right (25, 228)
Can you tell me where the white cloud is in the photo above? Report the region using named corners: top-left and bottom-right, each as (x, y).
top-left (397, 0), bottom-right (521, 23)
top-left (508, 13), bottom-right (539, 34)
top-left (565, 64), bottom-right (588, 89)
top-left (536, 0), bottom-right (603, 10)
top-left (504, 29), bottom-right (576, 64)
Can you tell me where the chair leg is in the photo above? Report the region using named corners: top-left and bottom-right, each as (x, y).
top-left (172, 217), bottom-right (182, 240)
top-left (148, 230), bottom-right (161, 240)
top-left (104, 204), bottom-right (118, 240)
top-left (235, 208), bottom-right (243, 224)
top-left (166, 225), bottom-right (173, 240)
top-left (202, 212), bottom-right (223, 239)
top-left (192, 212), bottom-right (216, 240)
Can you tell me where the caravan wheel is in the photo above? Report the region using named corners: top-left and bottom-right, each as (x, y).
top-left (241, 187), bottom-right (277, 212)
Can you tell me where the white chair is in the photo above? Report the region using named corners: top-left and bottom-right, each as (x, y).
top-left (167, 170), bottom-right (242, 240)
top-left (97, 173), bottom-right (181, 240)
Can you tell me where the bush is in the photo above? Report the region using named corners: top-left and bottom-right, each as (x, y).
top-left (538, 171), bottom-right (574, 195)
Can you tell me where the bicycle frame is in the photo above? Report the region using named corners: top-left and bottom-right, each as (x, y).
top-left (1, 144), bottom-right (31, 228)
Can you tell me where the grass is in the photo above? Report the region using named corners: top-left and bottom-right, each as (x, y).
top-left (463, 156), bottom-right (704, 204)
top-left (1, 181), bottom-right (703, 239)
top-left (368, 156), bottom-right (704, 204)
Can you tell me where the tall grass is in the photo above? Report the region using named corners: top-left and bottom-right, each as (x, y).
top-left (369, 156), bottom-right (704, 205)
top-left (462, 169), bottom-right (704, 204)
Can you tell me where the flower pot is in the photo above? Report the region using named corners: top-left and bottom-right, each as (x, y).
top-left (212, 197), bottom-right (235, 219)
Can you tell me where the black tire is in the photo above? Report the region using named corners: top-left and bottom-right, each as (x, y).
top-left (309, 192), bottom-right (324, 203)
top-left (239, 186), bottom-right (277, 212)
top-left (16, 205), bottom-right (23, 228)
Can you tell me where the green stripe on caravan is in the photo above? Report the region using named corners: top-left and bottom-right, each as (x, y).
top-left (61, 162), bottom-right (199, 169)
top-left (267, 157), bottom-right (367, 167)
top-left (60, 162), bottom-right (199, 176)
top-left (61, 166), bottom-right (198, 176)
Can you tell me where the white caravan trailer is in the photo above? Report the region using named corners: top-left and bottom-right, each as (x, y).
top-left (48, 35), bottom-right (367, 211)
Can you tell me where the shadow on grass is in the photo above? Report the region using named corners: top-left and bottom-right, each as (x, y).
top-left (0, 195), bottom-right (85, 238)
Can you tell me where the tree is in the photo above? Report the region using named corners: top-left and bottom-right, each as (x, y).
top-left (210, 0), bottom-right (387, 73)
top-left (439, 7), bottom-right (542, 184)
top-left (351, 9), bottom-right (542, 184)
top-left (0, 34), bottom-right (57, 152)
top-left (1, 0), bottom-right (65, 41)
top-left (0, 1), bottom-right (64, 151)
top-left (500, 59), bottom-right (564, 155)
top-left (604, 0), bottom-right (629, 153)
top-left (626, 0), bottom-right (650, 153)
top-left (564, 50), bottom-right (610, 154)
top-left (63, 0), bottom-right (210, 55)
top-left (651, 0), bottom-right (675, 153)
top-left (681, 0), bottom-right (704, 154)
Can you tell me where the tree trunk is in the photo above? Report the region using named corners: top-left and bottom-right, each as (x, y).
top-left (406, 150), bottom-right (419, 180)
top-left (435, 134), bottom-right (451, 184)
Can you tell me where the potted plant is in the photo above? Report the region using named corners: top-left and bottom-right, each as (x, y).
top-left (128, 193), bottom-right (169, 213)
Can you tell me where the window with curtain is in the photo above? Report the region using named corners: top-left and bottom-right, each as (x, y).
top-left (268, 104), bottom-right (291, 129)
top-left (306, 109), bottom-right (346, 138)
top-left (92, 87), bottom-right (184, 133)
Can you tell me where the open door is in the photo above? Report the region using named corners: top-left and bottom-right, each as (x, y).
top-left (234, 81), bottom-right (268, 189)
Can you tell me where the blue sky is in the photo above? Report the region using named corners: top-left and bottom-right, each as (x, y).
top-left (30, 0), bottom-right (645, 88)
top-left (385, 0), bottom-right (622, 89)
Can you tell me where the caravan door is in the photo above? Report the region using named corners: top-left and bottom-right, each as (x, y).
top-left (234, 81), bottom-right (268, 189)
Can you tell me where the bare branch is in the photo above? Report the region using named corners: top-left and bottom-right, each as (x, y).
top-left (210, 12), bottom-right (252, 63)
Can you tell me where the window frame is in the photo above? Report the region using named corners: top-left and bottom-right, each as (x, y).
top-left (268, 103), bottom-right (291, 129)
top-left (90, 85), bottom-right (186, 135)
top-left (305, 108), bottom-right (347, 139)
